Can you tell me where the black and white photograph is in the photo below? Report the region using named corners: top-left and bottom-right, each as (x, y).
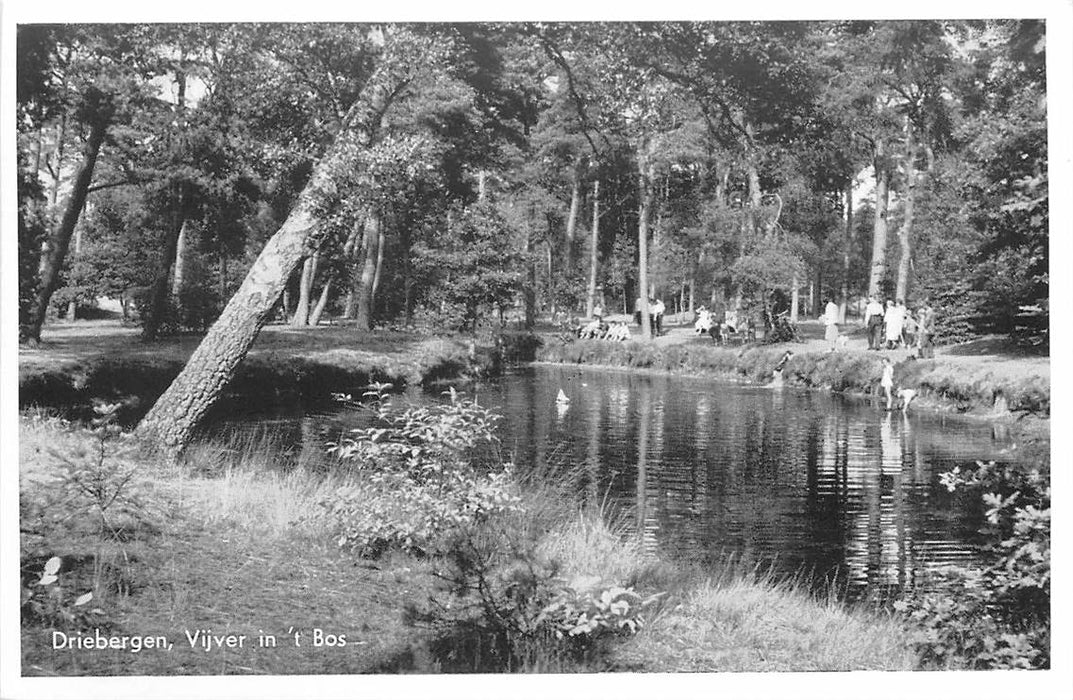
top-left (2, 3), bottom-right (1070, 699)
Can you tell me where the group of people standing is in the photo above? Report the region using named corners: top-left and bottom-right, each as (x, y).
top-left (864, 296), bottom-right (935, 358)
top-left (634, 297), bottom-right (666, 335)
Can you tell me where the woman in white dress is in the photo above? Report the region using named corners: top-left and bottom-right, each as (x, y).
top-left (884, 299), bottom-right (905, 349)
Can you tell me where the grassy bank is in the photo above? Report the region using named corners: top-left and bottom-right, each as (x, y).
top-left (19, 322), bottom-right (540, 424)
top-left (537, 338), bottom-right (1050, 416)
top-left (19, 410), bottom-right (919, 676)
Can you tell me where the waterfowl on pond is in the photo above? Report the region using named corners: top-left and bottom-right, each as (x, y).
top-left (556, 389), bottom-right (570, 405)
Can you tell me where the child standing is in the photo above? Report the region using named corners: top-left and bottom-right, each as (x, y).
top-left (880, 357), bottom-right (895, 410)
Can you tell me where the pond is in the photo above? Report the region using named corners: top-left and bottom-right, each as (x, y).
top-left (213, 364), bottom-right (1018, 601)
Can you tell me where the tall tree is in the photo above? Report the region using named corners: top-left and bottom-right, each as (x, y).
top-left (137, 28), bottom-right (448, 451)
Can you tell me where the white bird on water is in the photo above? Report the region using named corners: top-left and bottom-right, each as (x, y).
top-left (556, 389), bottom-right (571, 406)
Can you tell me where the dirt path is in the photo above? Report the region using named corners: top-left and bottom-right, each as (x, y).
top-left (615, 315), bottom-right (1050, 384)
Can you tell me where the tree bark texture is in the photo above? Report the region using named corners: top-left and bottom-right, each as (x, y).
top-left (25, 99), bottom-right (110, 343)
top-left (895, 138), bottom-right (918, 302)
top-left (291, 253), bottom-right (316, 326)
top-left (354, 213), bottom-right (380, 331)
top-left (135, 57), bottom-right (410, 450)
top-left (868, 139), bottom-right (891, 298)
top-left (136, 191), bottom-right (323, 450)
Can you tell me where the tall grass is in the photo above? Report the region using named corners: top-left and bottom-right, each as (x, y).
top-left (20, 412), bottom-right (922, 674)
top-left (616, 576), bottom-right (917, 672)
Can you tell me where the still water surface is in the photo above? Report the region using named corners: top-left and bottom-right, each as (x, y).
top-left (217, 364), bottom-right (1018, 599)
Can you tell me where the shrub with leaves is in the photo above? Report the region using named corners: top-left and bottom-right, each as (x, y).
top-left (896, 461), bottom-right (1049, 669)
top-left (20, 555), bottom-right (106, 630)
top-left (415, 525), bottom-right (660, 672)
top-left (319, 386), bottom-right (523, 557)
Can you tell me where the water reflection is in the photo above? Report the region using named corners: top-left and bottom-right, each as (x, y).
top-left (486, 367), bottom-right (1002, 599)
top-left (215, 365), bottom-right (1009, 600)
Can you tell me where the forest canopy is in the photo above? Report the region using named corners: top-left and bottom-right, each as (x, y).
top-left (17, 20), bottom-right (1048, 350)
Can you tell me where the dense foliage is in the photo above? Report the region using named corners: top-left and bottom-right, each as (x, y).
top-left (16, 21), bottom-right (1048, 346)
top-left (896, 461), bottom-right (1050, 669)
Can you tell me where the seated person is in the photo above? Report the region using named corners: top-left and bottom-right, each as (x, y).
top-left (694, 307), bottom-right (713, 335)
top-left (579, 319), bottom-right (601, 339)
top-left (724, 309), bottom-right (739, 334)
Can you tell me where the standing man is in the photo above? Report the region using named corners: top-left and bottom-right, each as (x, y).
top-left (651, 298), bottom-right (665, 336)
top-left (864, 295), bottom-right (885, 350)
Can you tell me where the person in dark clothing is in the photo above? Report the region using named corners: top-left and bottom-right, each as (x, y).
top-left (864, 295), bottom-right (885, 350)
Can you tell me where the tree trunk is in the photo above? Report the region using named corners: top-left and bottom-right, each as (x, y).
top-left (868, 139), bottom-right (891, 298)
top-left (24, 99), bottom-right (110, 343)
top-left (291, 253), bottom-right (316, 326)
top-left (342, 216), bottom-right (366, 320)
top-left (143, 214), bottom-right (187, 340)
top-left (49, 112), bottom-right (68, 208)
top-left (790, 275), bottom-right (799, 322)
top-left (355, 213), bottom-right (380, 331)
top-left (371, 215), bottom-right (386, 299)
top-left (564, 159), bottom-right (582, 271)
top-left (637, 141), bottom-right (653, 339)
top-left (66, 220), bottom-right (84, 320)
top-left (135, 61), bottom-right (408, 451)
top-left (523, 206), bottom-right (535, 329)
top-left (172, 219), bottom-right (190, 298)
top-left (895, 143), bottom-right (917, 302)
top-left (585, 178), bottom-right (601, 318)
top-left (309, 278), bottom-right (332, 326)
top-left (840, 179), bottom-right (853, 323)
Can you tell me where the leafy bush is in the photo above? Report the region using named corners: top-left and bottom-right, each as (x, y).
top-left (413, 516), bottom-right (660, 671)
top-left (896, 461), bottom-right (1049, 669)
top-left (318, 386), bottom-right (522, 557)
top-left (51, 285), bottom-right (98, 318)
top-left (20, 555), bottom-right (105, 630)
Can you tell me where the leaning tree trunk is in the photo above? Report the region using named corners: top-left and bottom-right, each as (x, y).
top-left (136, 59), bottom-right (409, 451)
top-left (585, 178), bottom-right (601, 318)
top-left (309, 278), bottom-right (332, 326)
top-left (867, 139), bottom-right (891, 298)
top-left (24, 96), bottom-right (111, 344)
